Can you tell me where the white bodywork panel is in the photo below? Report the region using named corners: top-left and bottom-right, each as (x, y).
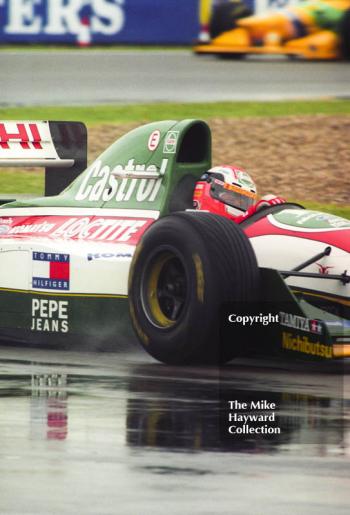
top-left (250, 234), bottom-right (350, 299)
top-left (0, 207), bottom-right (159, 296)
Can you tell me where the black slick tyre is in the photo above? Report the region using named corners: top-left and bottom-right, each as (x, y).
top-left (340, 9), bottom-right (350, 60)
top-left (217, 52), bottom-right (245, 60)
top-left (128, 212), bottom-right (259, 365)
top-left (210, 1), bottom-right (252, 39)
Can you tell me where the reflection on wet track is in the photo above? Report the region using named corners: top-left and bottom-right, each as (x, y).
top-left (1, 345), bottom-right (350, 514)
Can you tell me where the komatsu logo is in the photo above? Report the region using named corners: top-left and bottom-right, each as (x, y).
top-left (75, 158), bottom-right (168, 202)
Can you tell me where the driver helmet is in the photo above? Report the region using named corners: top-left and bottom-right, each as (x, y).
top-left (193, 165), bottom-right (257, 218)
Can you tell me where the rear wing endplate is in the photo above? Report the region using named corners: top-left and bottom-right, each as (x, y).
top-left (0, 121), bottom-right (87, 196)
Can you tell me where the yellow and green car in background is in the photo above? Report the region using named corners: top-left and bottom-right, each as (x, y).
top-left (195, 0), bottom-right (350, 60)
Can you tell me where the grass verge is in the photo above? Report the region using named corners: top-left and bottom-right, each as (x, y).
top-left (0, 170), bottom-right (44, 196)
top-left (294, 202), bottom-right (350, 219)
top-left (0, 99), bottom-right (349, 125)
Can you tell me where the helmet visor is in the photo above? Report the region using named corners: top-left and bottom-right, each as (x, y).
top-left (211, 181), bottom-right (256, 211)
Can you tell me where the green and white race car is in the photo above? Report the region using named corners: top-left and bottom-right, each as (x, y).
top-left (0, 120), bottom-right (349, 364)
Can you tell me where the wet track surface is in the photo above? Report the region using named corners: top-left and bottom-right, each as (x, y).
top-left (1, 344), bottom-right (350, 514)
top-left (1, 46), bottom-right (350, 514)
top-left (1, 50), bottom-right (349, 105)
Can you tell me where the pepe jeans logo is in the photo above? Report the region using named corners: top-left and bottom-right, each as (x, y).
top-left (31, 298), bottom-right (69, 333)
top-left (75, 158), bottom-right (168, 202)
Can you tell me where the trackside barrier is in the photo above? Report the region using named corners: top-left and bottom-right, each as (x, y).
top-left (0, 0), bottom-right (307, 46)
top-left (0, 0), bottom-right (199, 45)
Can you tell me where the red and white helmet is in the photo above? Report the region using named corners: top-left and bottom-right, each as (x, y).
top-left (193, 165), bottom-right (258, 219)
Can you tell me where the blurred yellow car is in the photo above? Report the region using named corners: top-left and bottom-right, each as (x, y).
top-left (195, 0), bottom-right (350, 60)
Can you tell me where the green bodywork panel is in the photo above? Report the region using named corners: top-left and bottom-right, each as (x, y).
top-left (271, 209), bottom-right (350, 230)
top-left (258, 269), bottom-right (335, 360)
top-left (0, 289), bottom-right (132, 346)
top-left (302, 1), bottom-right (345, 32)
top-left (2, 119), bottom-right (212, 216)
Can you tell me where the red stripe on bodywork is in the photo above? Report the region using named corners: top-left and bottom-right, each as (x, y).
top-left (0, 215), bottom-right (155, 245)
top-left (244, 218), bottom-right (350, 252)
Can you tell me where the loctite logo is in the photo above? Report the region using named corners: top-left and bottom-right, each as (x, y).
top-left (0, 215), bottom-right (154, 245)
top-left (52, 217), bottom-right (148, 242)
top-left (75, 158), bottom-right (168, 202)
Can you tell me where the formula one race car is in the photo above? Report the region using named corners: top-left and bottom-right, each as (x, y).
top-left (0, 119), bottom-right (349, 364)
top-left (195, 0), bottom-right (350, 60)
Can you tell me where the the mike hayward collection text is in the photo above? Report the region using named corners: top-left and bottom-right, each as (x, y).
top-left (227, 400), bottom-right (281, 435)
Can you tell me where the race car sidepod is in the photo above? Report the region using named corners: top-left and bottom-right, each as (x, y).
top-left (0, 119), bottom-right (212, 348)
top-left (128, 209), bottom-right (350, 365)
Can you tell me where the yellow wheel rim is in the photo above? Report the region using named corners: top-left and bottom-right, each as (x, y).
top-left (143, 250), bottom-right (188, 329)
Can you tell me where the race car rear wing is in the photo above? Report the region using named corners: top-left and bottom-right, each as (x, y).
top-left (0, 121), bottom-right (87, 196)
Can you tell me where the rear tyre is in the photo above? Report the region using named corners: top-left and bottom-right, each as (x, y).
top-left (340, 9), bottom-right (350, 60)
top-left (128, 212), bottom-right (259, 365)
top-left (217, 52), bottom-right (245, 60)
top-left (210, 1), bottom-right (252, 39)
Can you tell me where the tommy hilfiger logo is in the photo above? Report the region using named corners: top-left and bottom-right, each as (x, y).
top-left (32, 252), bottom-right (70, 291)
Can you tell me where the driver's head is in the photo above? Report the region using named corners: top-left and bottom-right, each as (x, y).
top-left (193, 165), bottom-right (257, 219)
